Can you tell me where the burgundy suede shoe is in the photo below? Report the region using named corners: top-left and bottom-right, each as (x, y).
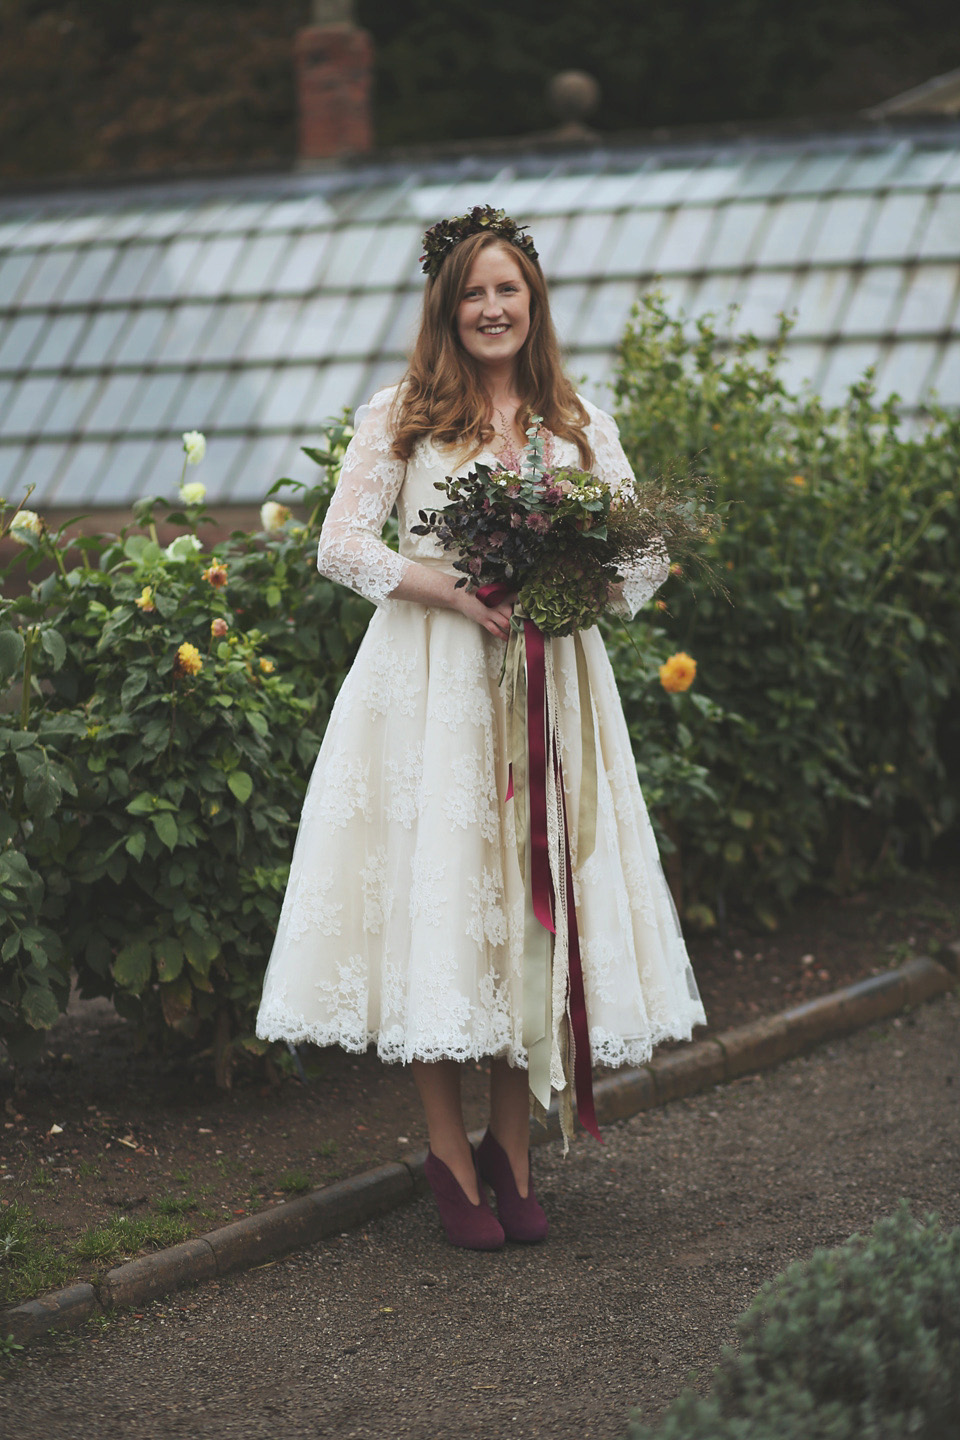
top-left (424, 1148), bottom-right (505, 1251)
top-left (476, 1129), bottom-right (548, 1243)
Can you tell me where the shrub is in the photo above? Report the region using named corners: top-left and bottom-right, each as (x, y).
top-left (628, 1203), bottom-right (960, 1440)
top-left (613, 296), bottom-right (960, 927)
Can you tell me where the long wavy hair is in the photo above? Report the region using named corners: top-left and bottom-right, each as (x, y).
top-left (391, 231), bottom-right (592, 467)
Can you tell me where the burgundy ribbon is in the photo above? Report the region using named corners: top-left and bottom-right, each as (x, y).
top-left (478, 583), bottom-right (600, 1141)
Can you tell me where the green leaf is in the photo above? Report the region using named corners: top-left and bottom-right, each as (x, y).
top-left (21, 984), bottom-right (61, 1030)
top-left (0, 629), bottom-right (25, 682)
top-left (152, 812), bottom-right (179, 851)
top-left (247, 710), bottom-right (269, 737)
top-left (227, 771), bottom-right (253, 804)
top-left (112, 939), bottom-right (152, 993)
top-left (265, 585), bottom-right (282, 608)
top-left (39, 628), bottom-right (67, 670)
top-left (723, 840), bottom-right (744, 864)
top-left (154, 936), bottom-right (184, 983)
top-left (125, 830), bottom-right (147, 862)
top-left (121, 670), bottom-right (150, 706)
top-left (2, 932), bottom-right (21, 961)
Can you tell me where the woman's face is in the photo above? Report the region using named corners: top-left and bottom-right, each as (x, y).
top-left (456, 243), bottom-right (531, 373)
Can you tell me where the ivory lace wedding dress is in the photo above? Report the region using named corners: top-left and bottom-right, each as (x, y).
top-left (255, 386), bottom-right (705, 1073)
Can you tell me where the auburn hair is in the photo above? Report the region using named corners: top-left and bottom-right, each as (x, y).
top-left (390, 232), bottom-right (593, 468)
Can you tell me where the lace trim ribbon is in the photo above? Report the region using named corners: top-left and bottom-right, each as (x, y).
top-left (478, 583), bottom-right (602, 1148)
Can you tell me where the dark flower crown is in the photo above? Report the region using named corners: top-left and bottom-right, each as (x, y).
top-left (420, 205), bottom-right (539, 280)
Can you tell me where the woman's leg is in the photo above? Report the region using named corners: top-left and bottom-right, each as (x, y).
top-left (488, 1057), bottom-right (530, 1197)
top-left (411, 1059), bottom-right (480, 1203)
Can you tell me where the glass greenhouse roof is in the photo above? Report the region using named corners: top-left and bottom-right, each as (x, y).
top-left (2, 123), bottom-right (960, 508)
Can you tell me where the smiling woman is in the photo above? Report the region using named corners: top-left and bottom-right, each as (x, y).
top-left (254, 204), bottom-right (705, 1252)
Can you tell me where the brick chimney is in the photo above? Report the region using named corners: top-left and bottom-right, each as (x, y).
top-left (295, 0), bottom-right (373, 163)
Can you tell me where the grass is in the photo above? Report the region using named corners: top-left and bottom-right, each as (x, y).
top-left (155, 1194), bottom-right (197, 1217)
top-left (276, 1170), bottom-right (312, 1195)
top-left (0, 1201), bottom-right (191, 1306)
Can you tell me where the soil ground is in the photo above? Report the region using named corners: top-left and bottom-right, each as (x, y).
top-left (1, 864), bottom-right (958, 1307)
top-left (0, 990), bottom-right (957, 1439)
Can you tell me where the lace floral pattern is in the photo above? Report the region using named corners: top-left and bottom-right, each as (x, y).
top-left (256, 387), bottom-right (705, 1070)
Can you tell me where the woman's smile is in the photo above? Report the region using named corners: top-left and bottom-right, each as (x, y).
top-left (457, 244), bottom-right (531, 368)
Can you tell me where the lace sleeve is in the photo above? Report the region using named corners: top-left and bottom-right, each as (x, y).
top-left (587, 402), bottom-right (669, 620)
top-left (316, 388), bottom-right (415, 607)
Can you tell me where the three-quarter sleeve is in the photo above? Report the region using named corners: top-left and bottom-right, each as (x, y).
top-left (587, 403), bottom-right (670, 621)
top-left (316, 388), bottom-right (415, 607)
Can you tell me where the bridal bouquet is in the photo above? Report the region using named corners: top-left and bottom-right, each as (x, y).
top-left (410, 420), bottom-right (719, 636)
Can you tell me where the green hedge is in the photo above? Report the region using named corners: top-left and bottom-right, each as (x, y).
top-left (627, 1204), bottom-right (960, 1440)
top-left (611, 296), bottom-right (960, 928)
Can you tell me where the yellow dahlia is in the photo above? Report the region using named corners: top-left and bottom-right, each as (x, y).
top-left (202, 563), bottom-right (228, 590)
top-left (175, 642), bottom-right (203, 677)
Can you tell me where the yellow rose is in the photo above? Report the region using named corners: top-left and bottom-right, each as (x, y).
top-left (259, 658), bottom-right (275, 674)
top-left (659, 652), bottom-right (697, 694)
top-left (175, 642), bottom-right (203, 677)
top-left (135, 586), bottom-right (156, 613)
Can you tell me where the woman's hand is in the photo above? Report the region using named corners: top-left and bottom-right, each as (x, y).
top-left (454, 586), bottom-right (517, 639)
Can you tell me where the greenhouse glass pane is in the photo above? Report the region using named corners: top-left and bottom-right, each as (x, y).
top-left (17, 250), bottom-right (78, 306)
top-left (214, 367), bottom-right (276, 428)
top-left (548, 282), bottom-right (587, 344)
top-left (176, 369), bottom-right (229, 431)
top-left (229, 234), bottom-right (291, 294)
top-left (807, 195), bottom-right (875, 264)
top-left (0, 443), bottom-right (27, 497)
top-left (632, 166), bottom-right (697, 205)
top-left (30, 313), bottom-right (86, 370)
top-left (185, 202), bottom-right (247, 236)
top-left (928, 151), bottom-right (960, 186)
top-left (782, 151), bottom-right (851, 193)
top-left (683, 163), bottom-right (744, 202)
top-left (271, 232), bottom-right (331, 295)
top-left (95, 209), bottom-right (156, 242)
top-left (229, 434), bottom-right (298, 502)
top-left (895, 147), bottom-right (958, 188)
top-left (84, 374), bottom-right (143, 434)
top-left (184, 236), bottom-right (247, 298)
top-left (650, 207), bottom-right (715, 273)
top-left (112, 306), bottom-right (169, 366)
top-left (306, 361), bottom-right (366, 427)
top-left (0, 376), bottom-right (57, 437)
top-left (550, 212), bottom-right (619, 279)
top-left (604, 209), bottom-right (668, 275)
top-left (530, 216), bottom-right (570, 275)
top-left (154, 305), bottom-right (218, 366)
top-left (43, 375), bottom-right (100, 434)
top-left (378, 288), bottom-right (422, 356)
top-left (72, 309), bottom-right (130, 367)
top-left (10, 217), bottom-right (70, 248)
top-left (778, 341), bottom-right (826, 395)
top-left (0, 251), bottom-right (42, 306)
top-left (196, 302), bottom-right (257, 364)
top-left (356, 358), bottom-right (401, 409)
top-left (706, 201), bottom-right (769, 268)
top-left (737, 154), bottom-right (805, 197)
top-left (321, 225), bottom-right (381, 287)
top-left (242, 300), bottom-right (303, 362)
top-left (0, 379), bottom-right (13, 426)
top-left (818, 341), bottom-right (882, 403)
top-left (862, 193), bottom-right (928, 261)
top-left (138, 207), bottom-right (192, 241)
top-left (0, 313), bottom-right (46, 369)
top-left (875, 341), bottom-right (940, 407)
top-left (259, 196), bottom-right (334, 232)
top-left (571, 174), bottom-right (650, 211)
top-left (894, 265), bottom-right (960, 334)
top-left (686, 272), bottom-right (749, 328)
top-left (926, 343), bottom-right (960, 407)
top-left (753, 198), bottom-right (819, 266)
top-left (258, 366), bottom-right (322, 428)
top-left (100, 244), bottom-right (164, 303)
top-left (210, 200), bottom-right (274, 235)
top-left (285, 293), bottom-right (351, 359)
top-left (730, 270), bottom-right (798, 337)
top-left (789, 269), bottom-right (854, 338)
top-left (58, 247), bottom-right (119, 305)
top-left (576, 281), bottom-right (639, 347)
top-left (362, 225), bottom-right (422, 287)
top-left (46, 440), bottom-right (112, 506)
top-left (329, 292), bottom-right (392, 358)
top-left (15, 442), bottom-right (69, 504)
top-left (840, 266), bottom-right (906, 335)
top-left (180, 434), bottom-right (247, 503)
top-left (570, 350), bottom-right (615, 407)
top-left (835, 145), bottom-right (909, 191)
top-left (91, 439), bottom-right (155, 503)
top-left (125, 371), bottom-right (186, 433)
top-left (141, 239), bottom-right (208, 301)
top-left (915, 192), bottom-right (960, 259)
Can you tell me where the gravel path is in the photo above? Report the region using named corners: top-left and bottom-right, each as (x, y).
top-left (2, 993), bottom-right (958, 1440)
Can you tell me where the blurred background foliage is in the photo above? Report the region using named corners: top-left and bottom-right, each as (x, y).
top-left (1, 0), bottom-right (960, 181)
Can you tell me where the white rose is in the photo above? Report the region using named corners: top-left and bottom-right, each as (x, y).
top-left (260, 501), bottom-right (292, 532)
top-left (8, 509), bottom-right (44, 542)
top-left (182, 431), bottom-right (206, 466)
top-left (164, 534), bottom-right (203, 562)
top-left (179, 481), bottom-right (207, 505)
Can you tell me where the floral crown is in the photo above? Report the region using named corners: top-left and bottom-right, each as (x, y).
top-left (420, 205), bottom-right (538, 280)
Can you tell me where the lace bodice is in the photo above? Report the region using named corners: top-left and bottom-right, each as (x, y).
top-left (316, 385), bottom-right (669, 618)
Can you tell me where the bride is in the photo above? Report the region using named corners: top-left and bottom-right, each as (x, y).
top-left (256, 206), bottom-right (705, 1250)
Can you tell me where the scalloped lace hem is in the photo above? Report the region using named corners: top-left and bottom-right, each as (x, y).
top-left (255, 1006), bottom-right (706, 1070)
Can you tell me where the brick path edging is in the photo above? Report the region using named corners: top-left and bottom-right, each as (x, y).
top-left (4, 954), bottom-right (955, 1346)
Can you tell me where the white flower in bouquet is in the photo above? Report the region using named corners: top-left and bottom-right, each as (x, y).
top-left (260, 500), bottom-right (292, 532)
top-left (8, 508), bottom-right (44, 543)
top-left (179, 481), bottom-right (207, 506)
top-left (181, 431), bottom-right (206, 466)
top-left (164, 534), bottom-right (203, 562)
